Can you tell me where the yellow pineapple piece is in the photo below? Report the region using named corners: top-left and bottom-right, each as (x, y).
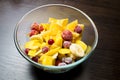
top-left (49, 17), bottom-right (57, 23)
top-left (39, 55), bottom-right (55, 66)
top-left (54, 36), bottom-right (63, 47)
top-left (30, 34), bottom-right (43, 43)
top-left (45, 47), bottom-right (60, 56)
top-left (75, 40), bottom-right (87, 51)
top-left (28, 49), bottom-right (37, 58)
top-left (24, 40), bottom-right (41, 49)
top-left (49, 18), bottom-right (68, 27)
top-left (72, 31), bottom-right (80, 40)
top-left (49, 23), bottom-right (63, 33)
top-left (50, 44), bottom-right (58, 49)
top-left (66, 20), bottom-right (78, 31)
top-left (58, 49), bottom-right (71, 55)
top-left (41, 23), bottom-right (50, 30)
top-left (41, 42), bottom-right (49, 48)
top-left (56, 18), bottom-right (68, 27)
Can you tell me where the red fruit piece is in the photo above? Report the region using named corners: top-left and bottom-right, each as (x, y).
top-left (29, 30), bottom-right (39, 37)
top-left (31, 22), bottom-right (39, 31)
top-left (39, 25), bottom-right (44, 32)
top-left (55, 60), bottom-right (62, 66)
top-left (58, 62), bottom-right (67, 66)
top-left (62, 57), bottom-right (72, 64)
top-left (32, 56), bottom-right (39, 62)
top-left (74, 26), bottom-right (82, 34)
top-left (48, 39), bottom-right (54, 45)
top-left (25, 48), bottom-right (30, 54)
top-left (63, 41), bottom-right (71, 48)
top-left (42, 47), bottom-right (49, 53)
top-left (62, 30), bottom-right (73, 41)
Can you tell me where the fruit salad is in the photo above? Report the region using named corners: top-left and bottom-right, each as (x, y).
top-left (24, 18), bottom-right (87, 66)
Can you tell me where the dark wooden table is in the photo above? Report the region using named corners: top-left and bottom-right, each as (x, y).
top-left (0, 0), bottom-right (120, 80)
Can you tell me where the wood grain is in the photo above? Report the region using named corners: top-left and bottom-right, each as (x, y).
top-left (0, 0), bottom-right (120, 80)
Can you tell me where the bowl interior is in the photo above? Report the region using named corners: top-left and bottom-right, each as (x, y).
top-left (14, 4), bottom-right (98, 70)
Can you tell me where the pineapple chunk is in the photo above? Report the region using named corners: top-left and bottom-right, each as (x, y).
top-left (72, 31), bottom-right (80, 40)
top-left (54, 36), bottom-right (63, 47)
top-left (45, 47), bottom-right (60, 56)
top-left (49, 23), bottom-right (63, 33)
top-left (56, 18), bottom-right (68, 27)
top-left (40, 55), bottom-right (55, 66)
top-left (66, 20), bottom-right (78, 31)
top-left (58, 49), bottom-right (71, 55)
top-left (30, 34), bottom-right (43, 43)
top-left (28, 49), bottom-right (37, 58)
top-left (49, 17), bottom-right (57, 23)
top-left (24, 40), bottom-right (41, 49)
top-left (41, 23), bottom-right (50, 30)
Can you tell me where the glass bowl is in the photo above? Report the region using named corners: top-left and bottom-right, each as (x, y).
top-left (14, 4), bottom-right (98, 73)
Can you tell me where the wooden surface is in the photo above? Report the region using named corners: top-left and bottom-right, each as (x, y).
top-left (0, 0), bottom-right (120, 80)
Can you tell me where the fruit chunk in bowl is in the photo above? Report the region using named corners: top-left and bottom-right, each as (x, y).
top-left (24, 18), bottom-right (88, 66)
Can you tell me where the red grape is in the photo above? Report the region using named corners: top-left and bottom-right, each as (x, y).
top-left (48, 39), bottom-right (54, 45)
top-left (62, 57), bottom-right (72, 64)
top-left (62, 30), bottom-right (73, 41)
top-left (42, 47), bottom-right (49, 53)
top-left (63, 41), bottom-right (71, 48)
top-left (32, 56), bottom-right (39, 62)
top-left (31, 22), bottom-right (39, 31)
top-left (74, 26), bottom-right (82, 34)
top-left (39, 25), bottom-right (44, 32)
top-left (25, 48), bottom-right (30, 54)
top-left (58, 62), bottom-right (67, 66)
top-left (29, 30), bottom-right (39, 37)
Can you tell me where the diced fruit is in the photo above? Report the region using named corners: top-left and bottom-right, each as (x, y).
top-left (24, 18), bottom-right (88, 66)
top-left (32, 56), bottom-right (39, 62)
top-left (74, 26), bottom-right (82, 34)
top-left (63, 41), bottom-right (71, 48)
top-left (45, 47), bottom-right (60, 56)
top-left (28, 49), bottom-right (37, 58)
top-left (41, 55), bottom-right (55, 66)
top-left (56, 18), bottom-right (68, 27)
top-left (24, 40), bottom-right (41, 49)
top-left (58, 62), bottom-right (67, 66)
top-left (31, 22), bottom-right (39, 31)
top-left (49, 23), bottom-right (63, 33)
top-left (25, 48), bottom-right (30, 54)
top-left (39, 25), bottom-right (44, 32)
top-left (62, 30), bottom-right (73, 41)
top-left (41, 23), bottom-right (49, 30)
top-left (48, 39), bottom-right (54, 45)
top-left (50, 44), bottom-right (58, 49)
top-left (58, 49), bottom-right (71, 55)
top-left (49, 17), bottom-right (57, 23)
top-left (62, 57), bottom-right (73, 64)
top-left (54, 36), bottom-right (63, 47)
top-left (75, 40), bottom-right (87, 51)
top-left (66, 20), bottom-right (78, 31)
top-left (29, 30), bottom-right (39, 37)
top-left (55, 60), bottom-right (62, 66)
top-left (30, 34), bottom-right (43, 43)
top-left (42, 46), bottom-right (49, 53)
top-left (70, 44), bottom-right (84, 57)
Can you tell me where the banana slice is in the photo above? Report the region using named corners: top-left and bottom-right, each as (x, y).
top-left (70, 43), bottom-right (84, 57)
